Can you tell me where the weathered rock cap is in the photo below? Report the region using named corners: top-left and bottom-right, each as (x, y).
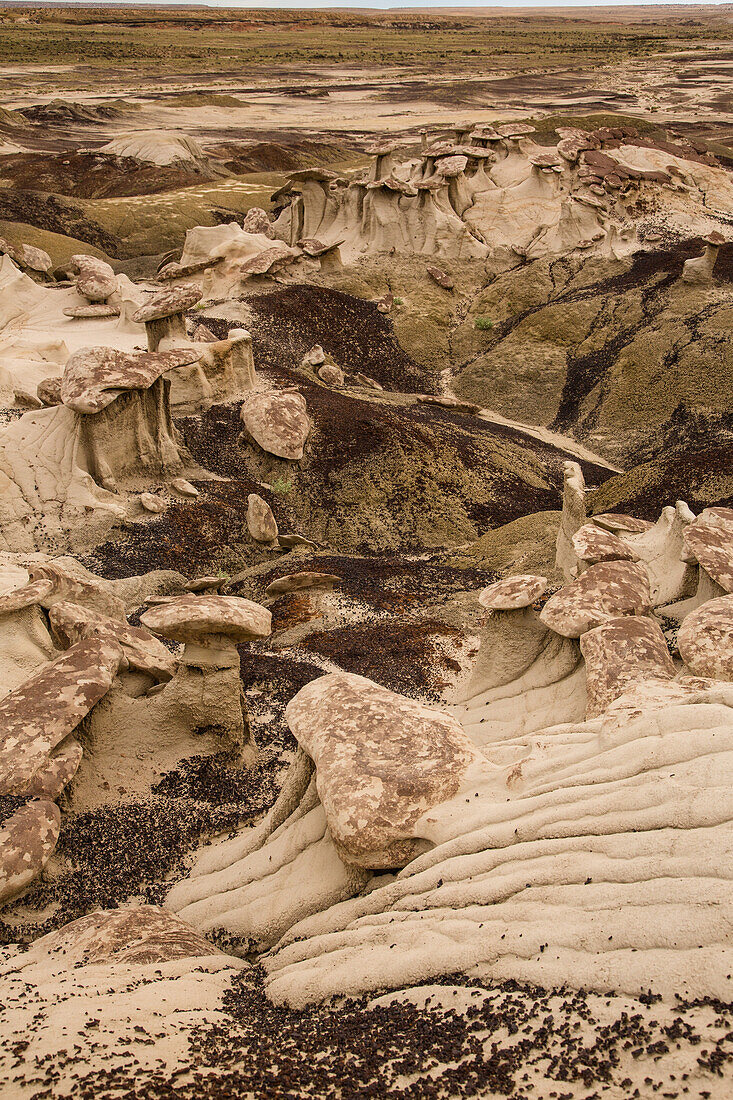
top-left (580, 615), bottom-right (676, 718)
top-left (61, 345), bottom-right (202, 414)
top-left (571, 522), bottom-right (637, 566)
top-left (591, 512), bottom-right (653, 535)
top-left (0, 577), bottom-right (54, 616)
top-left (285, 671), bottom-right (484, 868)
top-left (478, 574), bottom-right (548, 611)
top-left (539, 560), bottom-right (651, 638)
top-left (266, 572), bottom-right (341, 597)
top-left (71, 254), bottom-right (117, 301)
top-left (132, 283), bottom-right (202, 324)
top-left (495, 122), bottom-right (536, 138)
top-left (0, 798), bottom-right (61, 906)
top-left (33, 904), bottom-right (222, 967)
top-left (703, 231), bottom-right (726, 245)
top-left (682, 507), bottom-right (733, 592)
top-left (48, 599), bottom-right (177, 682)
top-left (677, 594), bottom-right (733, 681)
top-left (0, 637), bottom-right (123, 795)
top-left (140, 594), bottom-right (271, 646)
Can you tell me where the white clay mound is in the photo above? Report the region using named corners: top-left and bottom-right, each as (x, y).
top-left (99, 130), bottom-right (206, 166)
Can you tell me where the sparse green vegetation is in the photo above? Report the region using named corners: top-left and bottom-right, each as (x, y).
top-left (474, 317), bottom-right (493, 331)
top-left (270, 477), bottom-right (293, 497)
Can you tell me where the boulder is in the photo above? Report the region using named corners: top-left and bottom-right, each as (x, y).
top-left (240, 389), bottom-right (311, 460)
top-left (677, 595), bottom-right (733, 681)
top-left (571, 522), bottom-right (637, 567)
top-left (580, 615), bottom-right (676, 718)
top-left (478, 574), bottom-right (547, 611)
top-left (286, 672), bottom-right (484, 868)
top-left (48, 599), bottom-right (177, 682)
top-left (317, 364), bottom-right (344, 387)
top-left (247, 493), bottom-right (278, 543)
top-left (141, 594), bottom-right (270, 668)
top-left (265, 572), bottom-right (341, 597)
top-left (71, 254), bottom-right (116, 302)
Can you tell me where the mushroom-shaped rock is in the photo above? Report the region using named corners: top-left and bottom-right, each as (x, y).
top-left (158, 256), bottom-right (224, 281)
top-left (36, 376), bottom-right (63, 407)
top-left (0, 637), bottom-right (122, 795)
top-left (132, 284), bottom-right (203, 351)
top-left (265, 572), bottom-right (341, 597)
top-left (591, 512), bottom-right (653, 535)
top-left (48, 600), bottom-right (177, 682)
top-left (0, 798), bottom-right (61, 906)
top-left (571, 522), bottom-right (637, 568)
top-left (61, 345), bottom-right (201, 414)
top-left (34, 904), bottom-right (221, 966)
top-left (63, 303), bottom-right (120, 319)
top-left (682, 231), bottom-right (726, 286)
top-left (141, 594), bottom-right (271, 669)
top-left (286, 672), bottom-right (484, 868)
top-left (580, 615), bottom-right (676, 718)
top-left (455, 574), bottom-right (557, 706)
top-left (677, 595), bottom-right (733, 681)
top-left (0, 577), bottom-right (54, 616)
top-left (478, 574), bottom-right (547, 611)
top-left (682, 508), bottom-right (733, 594)
top-left (539, 561), bottom-right (651, 638)
top-left (240, 389), bottom-right (310, 460)
top-left (71, 254), bottom-right (117, 302)
top-left (247, 493), bottom-right (278, 543)
top-left (318, 364), bottom-right (344, 387)
top-left (495, 122), bottom-right (536, 139)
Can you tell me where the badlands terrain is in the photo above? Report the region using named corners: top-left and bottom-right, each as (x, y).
top-left (0, 4), bottom-right (732, 1098)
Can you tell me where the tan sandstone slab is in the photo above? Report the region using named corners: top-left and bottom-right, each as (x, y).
top-left (49, 600), bottom-right (177, 682)
top-left (678, 594), bottom-right (733, 681)
top-left (580, 615), bottom-right (676, 718)
top-left (0, 799), bottom-right (61, 906)
top-left (285, 671), bottom-right (484, 869)
top-left (539, 561), bottom-right (651, 638)
top-left (265, 572), bottom-right (341, 597)
top-left (682, 509), bottom-right (733, 592)
top-left (0, 638), bottom-right (122, 795)
top-left (132, 284), bottom-right (202, 323)
top-left (35, 904), bottom-right (221, 966)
